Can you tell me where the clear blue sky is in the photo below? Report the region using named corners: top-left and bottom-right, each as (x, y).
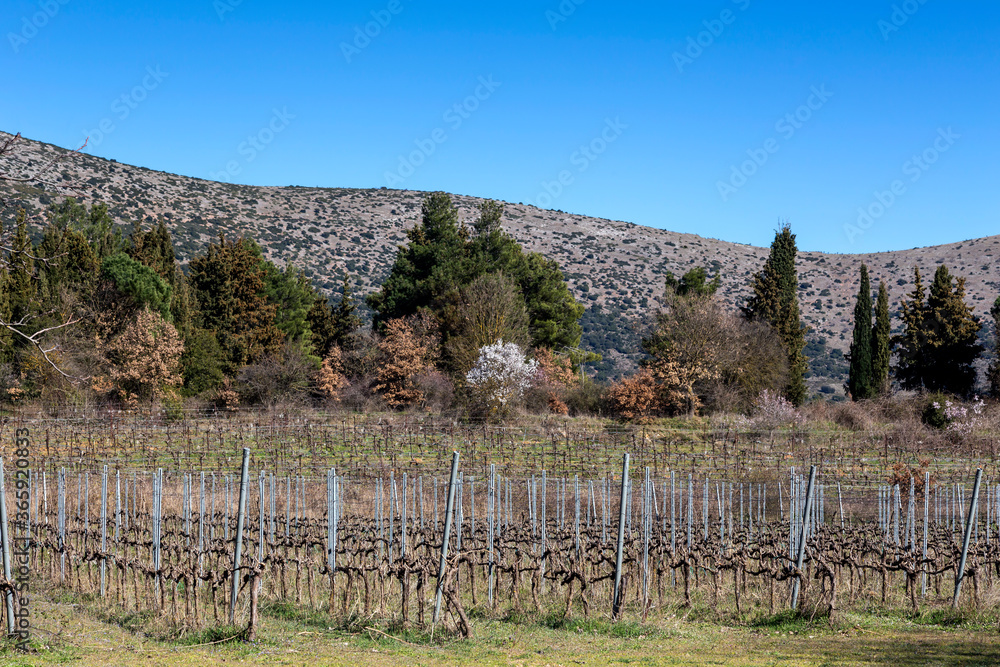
top-left (3, 0), bottom-right (998, 253)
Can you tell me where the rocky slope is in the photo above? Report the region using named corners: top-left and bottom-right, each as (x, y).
top-left (3, 132), bottom-right (998, 391)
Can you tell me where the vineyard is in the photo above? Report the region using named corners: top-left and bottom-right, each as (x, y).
top-left (2, 410), bottom-right (1000, 641)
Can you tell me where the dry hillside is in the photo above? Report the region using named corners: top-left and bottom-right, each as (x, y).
top-left (3, 132), bottom-right (998, 392)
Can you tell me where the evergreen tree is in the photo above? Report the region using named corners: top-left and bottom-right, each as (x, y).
top-left (308, 273), bottom-right (361, 359)
top-left (871, 280), bottom-right (891, 395)
top-left (262, 261), bottom-right (316, 357)
top-left (742, 224), bottom-right (806, 405)
top-left (923, 265), bottom-right (982, 394)
top-left (181, 328), bottom-right (225, 395)
top-left (894, 267), bottom-right (925, 391)
top-left (846, 264), bottom-right (875, 400)
top-left (128, 219), bottom-right (176, 286)
top-left (188, 235), bottom-right (283, 374)
top-left (100, 254), bottom-right (173, 321)
top-left (893, 265), bottom-right (982, 396)
top-left (368, 195), bottom-right (584, 353)
top-left (367, 192), bottom-right (473, 330)
top-left (7, 210), bottom-right (35, 328)
top-left (988, 296), bottom-right (1000, 397)
top-left (664, 267), bottom-right (720, 298)
top-left (46, 198), bottom-right (123, 261)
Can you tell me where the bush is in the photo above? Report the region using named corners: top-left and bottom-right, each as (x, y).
top-left (236, 345), bottom-right (314, 407)
top-left (607, 370), bottom-right (659, 422)
top-left (415, 371), bottom-right (455, 413)
top-left (564, 381), bottom-right (606, 417)
top-left (921, 393), bottom-right (952, 430)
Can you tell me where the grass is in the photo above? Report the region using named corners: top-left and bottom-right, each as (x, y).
top-left (4, 588), bottom-right (1000, 666)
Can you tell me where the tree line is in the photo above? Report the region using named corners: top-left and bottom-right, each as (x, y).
top-left (1, 192), bottom-right (994, 419)
top-left (0, 193), bottom-right (591, 416)
top-left (611, 223), bottom-right (998, 422)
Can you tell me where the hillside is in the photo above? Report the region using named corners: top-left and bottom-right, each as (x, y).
top-left (3, 132), bottom-right (998, 391)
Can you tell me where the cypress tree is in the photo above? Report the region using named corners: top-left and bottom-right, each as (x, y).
top-left (894, 267), bottom-right (925, 390)
top-left (743, 224), bottom-right (806, 405)
top-left (847, 264), bottom-right (874, 400)
top-left (872, 280), bottom-right (891, 395)
top-left (8, 210), bottom-right (35, 328)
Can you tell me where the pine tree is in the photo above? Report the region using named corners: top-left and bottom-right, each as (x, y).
top-left (743, 224), bottom-right (806, 405)
top-left (923, 265), bottom-right (982, 395)
top-left (367, 192), bottom-right (472, 330)
top-left (369, 195), bottom-right (584, 353)
top-left (847, 264), bottom-right (874, 400)
top-left (871, 280), bottom-right (891, 395)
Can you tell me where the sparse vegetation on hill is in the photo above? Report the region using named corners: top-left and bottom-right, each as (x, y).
top-left (4, 132), bottom-right (1000, 395)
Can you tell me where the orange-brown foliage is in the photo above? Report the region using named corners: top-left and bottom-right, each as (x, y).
top-left (607, 369), bottom-right (660, 421)
top-left (374, 318), bottom-right (429, 408)
top-left (97, 307), bottom-right (183, 403)
top-left (314, 346), bottom-right (348, 401)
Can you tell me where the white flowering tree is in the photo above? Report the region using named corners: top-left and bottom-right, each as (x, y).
top-left (465, 340), bottom-right (538, 422)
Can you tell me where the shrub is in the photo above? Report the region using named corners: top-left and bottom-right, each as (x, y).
top-left (415, 370), bottom-right (455, 413)
top-left (236, 345), bottom-right (314, 406)
top-left (564, 381), bottom-right (606, 417)
top-left (752, 389), bottom-right (799, 429)
top-left (313, 347), bottom-right (348, 403)
top-left (607, 370), bottom-right (659, 422)
top-left (921, 393), bottom-right (952, 430)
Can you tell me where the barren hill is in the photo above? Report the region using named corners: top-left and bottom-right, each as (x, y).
top-left (3, 132), bottom-right (998, 392)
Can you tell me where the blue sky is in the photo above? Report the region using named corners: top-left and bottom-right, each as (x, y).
top-left (3, 0), bottom-right (998, 253)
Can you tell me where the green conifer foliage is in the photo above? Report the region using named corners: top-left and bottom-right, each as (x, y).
top-left (847, 264), bottom-right (875, 400)
top-left (368, 194), bottom-right (584, 353)
top-left (893, 265), bottom-right (982, 396)
top-left (872, 280), bottom-right (891, 395)
top-left (743, 224), bottom-right (807, 405)
top-left (189, 235), bottom-right (283, 374)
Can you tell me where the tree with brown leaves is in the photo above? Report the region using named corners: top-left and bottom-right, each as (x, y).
top-left (374, 318), bottom-right (429, 408)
